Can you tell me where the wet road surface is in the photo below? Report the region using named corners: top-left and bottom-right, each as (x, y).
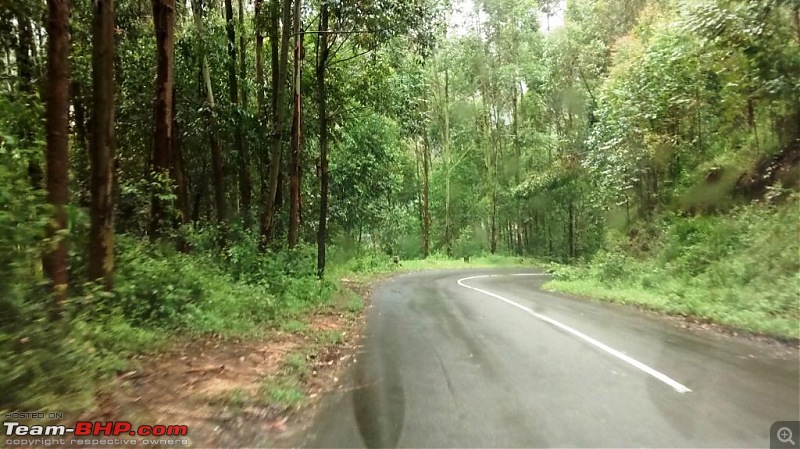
top-left (292, 268), bottom-right (800, 448)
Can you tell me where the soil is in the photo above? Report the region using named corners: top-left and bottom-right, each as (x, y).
top-left (68, 285), bottom-right (368, 448)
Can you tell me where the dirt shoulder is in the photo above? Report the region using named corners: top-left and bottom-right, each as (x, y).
top-left (68, 283), bottom-right (368, 448)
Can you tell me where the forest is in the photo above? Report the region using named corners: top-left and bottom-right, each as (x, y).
top-left (1, 0), bottom-right (798, 411)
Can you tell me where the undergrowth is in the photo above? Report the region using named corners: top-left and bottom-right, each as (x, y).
top-left (546, 198), bottom-right (800, 339)
top-left (0, 225), bottom-right (335, 413)
top-left (1, 216), bottom-right (534, 414)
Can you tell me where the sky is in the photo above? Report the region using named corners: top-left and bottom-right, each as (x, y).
top-left (447, 0), bottom-right (566, 37)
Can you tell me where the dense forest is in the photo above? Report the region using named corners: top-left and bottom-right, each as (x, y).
top-left (1, 0), bottom-right (798, 410)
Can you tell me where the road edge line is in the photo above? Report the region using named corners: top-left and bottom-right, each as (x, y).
top-left (456, 274), bottom-right (693, 394)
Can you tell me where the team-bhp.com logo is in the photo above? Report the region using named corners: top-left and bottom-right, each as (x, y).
top-left (4, 421), bottom-right (188, 437)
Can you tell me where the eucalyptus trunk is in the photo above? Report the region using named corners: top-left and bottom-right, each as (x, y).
top-left (316, 3), bottom-right (330, 277)
top-left (88, 0), bottom-right (115, 287)
top-left (150, 0), bottom-right (176, 240)
top-left (260, 0), bottom-right (292, 245)
top-left (44, 0), bottom-right (71, 308)
top-left (288, 0), bottom-right (302, 248)
top-left (225, 0), bottom-right (251, 221)
top-left (192, 0), bottom-right (227, 224)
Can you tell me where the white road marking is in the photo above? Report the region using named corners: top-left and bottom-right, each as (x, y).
top-left (456, 274), bottom-right (693, 394)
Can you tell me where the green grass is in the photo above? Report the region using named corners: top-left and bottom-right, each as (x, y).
top-left (279, 319), bottom-right (310, 333)
top-left (330, 252), bottom-right (540, 283)
top-left (260, 379), bottom-right (306, 408)
top-left (545, 278), bottom-right (800, 338)
top-left (313, 329), bottom-right (344, 346)
top-left (283, 352), bottom-right (312, 376)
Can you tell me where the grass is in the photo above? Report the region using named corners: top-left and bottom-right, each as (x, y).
top-left (279, 319), bottom-right (310, 333)
top-left (545, 277), bottom-right (800, 339)
top-left (260, 378), bottom-right (306, 408)
top-left (330, 252), bottom-right (540, 283)
top-left (544, 279), bottom-right (800, 339)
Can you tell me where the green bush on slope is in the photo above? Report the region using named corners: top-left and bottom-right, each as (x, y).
top-left (547, 198), bottom-right (800, 338)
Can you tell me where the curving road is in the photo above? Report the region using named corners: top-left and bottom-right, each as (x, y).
top-left (295, 269), bottom-right (800, 448)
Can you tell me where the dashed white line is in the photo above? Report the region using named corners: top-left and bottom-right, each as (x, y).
top-left (456, 274), bottom-right (692, 394)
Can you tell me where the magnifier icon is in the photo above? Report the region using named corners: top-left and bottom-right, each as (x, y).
top-left (778, 427), bottom-right (795, 445)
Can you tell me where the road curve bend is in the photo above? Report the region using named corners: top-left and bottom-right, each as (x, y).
top-left (294, 268), bottom-right (800, 448)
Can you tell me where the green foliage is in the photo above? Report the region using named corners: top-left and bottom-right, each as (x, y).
top-left (0, 224), bottom-right (340, 412)
top-left (3, 0), bottom-right (799, 418)
top-left (452, 226), bottom-right (487, 259)
top-left (547, 198), bottom-right (800, 338)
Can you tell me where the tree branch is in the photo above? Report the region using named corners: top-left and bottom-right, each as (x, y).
top-left (327, 48), bottom-right (374, 67)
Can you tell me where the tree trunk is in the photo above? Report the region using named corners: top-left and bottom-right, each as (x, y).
top-left (171, 87), bottom-right (190, 226)
top-left (255, 0), bottom-right (266, 111)
top-left (490, 194), bottom-right (497, 253)
top-left (192, 160), bottom-right (207, 223)
top-left (421, 131), bottom-right (431, 258)
top-left (254, 0), bottom-right (268, 222)
top-left (150, 0), bottom-right (175, 240)
top-left (43, 0), bottom-right (70, 308)
top-left (288, 0), bottom-right (302, 248)
top-left (16, 14), bottom-right (34, 94)
top-left (238, 0), bottom-right (254, 227)
top-left (71, 81), bottom-right (90, 207)
top-left (17, 12), bottom-right (44, 189)
top-left (88, 0), bottom-right (115, 288)
top-left (225, 0), bottom-right (251, 222)
top-left (443, 66), bottom-right (451, 256)
top-left (260, 0), bottom-right (292, 244)
top-left (268, 0), bottom-right (279, 115)
top-left (414, 139), bottom-right (424, 247)
top-left (193, 0), bottom-right (227, 224)
top-left (568, 201), bottom-right (574, 260)
top-left (316, 3), bottom-right (330, 278)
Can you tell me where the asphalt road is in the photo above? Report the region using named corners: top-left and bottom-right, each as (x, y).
top-left (294, 268), bottom-right (800, 448)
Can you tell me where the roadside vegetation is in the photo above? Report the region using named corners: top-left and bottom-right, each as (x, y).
top-left (1, 0), bottom-right (798, 418)
top-left (546, 201), bottom-right (800, 338)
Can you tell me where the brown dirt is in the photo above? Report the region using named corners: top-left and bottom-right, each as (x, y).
top-left (64, 287), bottom-right (369, 449)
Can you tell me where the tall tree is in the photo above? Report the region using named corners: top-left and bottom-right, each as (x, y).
top-left (15, 11), bottom-right (34, 95)
top-left (255, 0), bottom-right (266, 111)
top-left (170, 86), bottom-right (190, 226)
top-left (421, 132), bottom-right (431, 257)
top-left (43, 0), bottom-right (70, 306)
top-left (315, 1), bottom-right (329, 277)
top-left (150, 0), bottom-right (176, 239)
top-left (88, 0), bottom-right (116, 286)
top-left (260, 0), bottom-right (292, 244)
top-left (192, 0), bottom-right (227, 224)
top-left (225, 0), bottom-right (251, 222)
top-left (16, 7), bottom-right (44, 189)
top-left (288, 0), bottom-right (302, 248)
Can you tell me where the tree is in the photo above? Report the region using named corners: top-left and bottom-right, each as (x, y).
top-left (315, 1), bottom-right (330, 276)
top-left (288, 0), bottom-right (302, 248)
top-left (260, 0), bottom-right (292, 244)
top-left (150, 0), bottom-right (176, 239)
top-left (88, 0), bottom-right (115, 286)
top-left (192, 0), bottom-right (227, 224)
top-left (43, 0), bottom-right (70, 307)
top-left (225, 0), bottom-right (251, 222)
top-left (255, 0), bottom-right (266, 111)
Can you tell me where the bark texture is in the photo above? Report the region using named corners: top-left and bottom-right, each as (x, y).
top-left (44, 0), bottom-right (71, 305)
top-left (89, 0), bottom-right (116, 287)
top-left (150, 0), bottom-right (176, 239)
